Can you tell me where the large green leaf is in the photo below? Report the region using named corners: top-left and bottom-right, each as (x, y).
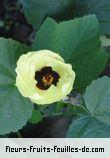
top-left (84, 76), bottom-right (110, 125)
top-left (66, 116), bottom-right (110, 138)
top-left (32, 15), bottom-right (108, 91)
top-left (0, 38), bottom-right (31, 76)
top-left (0, 86), bottom-right (33, 135)
top-left (0, 38), bottom-right (33, 135)
top-left (20, 0), bottom-right (74, 29)
top-left (73, 0), bottom-right (110, 34)
top-left (66, 77), bottom-right (110, 138)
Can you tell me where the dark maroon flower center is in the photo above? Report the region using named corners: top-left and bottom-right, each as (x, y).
top-left (34, 66), bottom-right (60, 90)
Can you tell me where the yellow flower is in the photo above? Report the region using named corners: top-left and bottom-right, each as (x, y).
top-left (15, 50), bottom-right (75, 105)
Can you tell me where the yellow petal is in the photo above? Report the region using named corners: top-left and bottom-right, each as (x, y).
top-left (15, 50), bottom-right (75, 105)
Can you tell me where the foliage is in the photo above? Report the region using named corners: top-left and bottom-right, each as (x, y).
top-left (0, 38), bottom-right (33, 135)
top-left (0, 1), bottom-right (110, 137)
top-left (32, 15), bottom-right (108, 91)
top-left (73, 0), bottom-right (110, 35)
top-left (66, 77), bottom-right (110, 137)
top-left (21, 0), bottom-right (110, 35)
top-left (21, 0), bottom-right (74, 29)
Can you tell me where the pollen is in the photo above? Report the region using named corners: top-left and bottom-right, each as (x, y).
top-left (42, 73), bottom-right (54, 86)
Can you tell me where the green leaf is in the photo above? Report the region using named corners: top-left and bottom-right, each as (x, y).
top-left (29, 109), bottom-right (42, 124)
top-left (66, 77), bottom-right (110, 138)
top-left (0, 38), bottom-right (31, 77)
top-left (20, 0), bottom-right (74, 29)
top-left (0, 38), bottom-right (33, 135)
top-left (66, 116), bottom-right (110, 138)
top-left (73, 0), bottom-right (110, 35)
top-left (32, 15), bottom-right (108, 91)
top-left (0, 86), bottom-right (33, 135)
top-left (84, 76), bottom-right (110, 126)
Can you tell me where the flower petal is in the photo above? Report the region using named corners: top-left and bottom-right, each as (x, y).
top-left (15, 50), bottom-right (75, 105)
